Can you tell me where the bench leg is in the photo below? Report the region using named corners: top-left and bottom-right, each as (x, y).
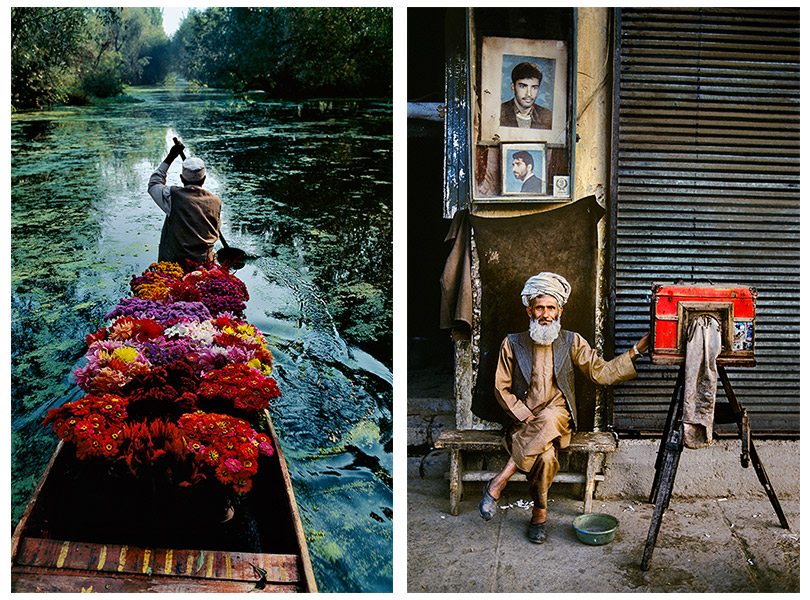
top-left (582, 452), bottom-right (603, 514)
top-left (449, 448), bottom-right (462, 516)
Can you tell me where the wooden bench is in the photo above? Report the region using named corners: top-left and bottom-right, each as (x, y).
top-left (434, 429), bottom-right (617, 516)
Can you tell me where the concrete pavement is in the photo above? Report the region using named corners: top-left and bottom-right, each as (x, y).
top-left (406, 452), bottom-right (800, 593)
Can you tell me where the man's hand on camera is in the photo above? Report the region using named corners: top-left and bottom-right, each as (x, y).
top-left (632, 331), bottom-right (651, 359)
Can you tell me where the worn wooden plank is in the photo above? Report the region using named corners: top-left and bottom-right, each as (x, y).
top-left (15, 538), bottom-right (301, 583)
top-left (460, 471), bottom-right (595, 484)
top-left (434, 429), bottom-right (617, 453)
top-left (11, 568), bottom-right (301, 593)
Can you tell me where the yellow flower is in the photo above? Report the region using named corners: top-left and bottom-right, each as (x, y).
top-left (112, 346), bottom-right (140, 364)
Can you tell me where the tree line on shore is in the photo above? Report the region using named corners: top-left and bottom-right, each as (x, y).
top-left (12, 7), bottom-right (393, 110)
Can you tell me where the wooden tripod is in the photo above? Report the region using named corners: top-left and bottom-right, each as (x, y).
top-left (641, 363), bottom-right (790, 571)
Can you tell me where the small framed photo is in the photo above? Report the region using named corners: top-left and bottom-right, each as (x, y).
top-left (480, 36), bottom-right (568, 145)
top-left (502, 143), bottom-right (546, 195)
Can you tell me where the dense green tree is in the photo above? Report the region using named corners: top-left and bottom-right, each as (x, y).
top-left (11, 7), bottom-right (90, 108)
top-left (79, 8), bottom-right (170, 93)
top-left (172, 8), bottom-right (233, 88)
top-left (275, 7), bottom-right (393, 96)
top-left (12, 7), bottom-right (171, 109)
top-left (12, 7), bottom-right (391, 106)
top-left (175, 7), bottom-right (393, 97)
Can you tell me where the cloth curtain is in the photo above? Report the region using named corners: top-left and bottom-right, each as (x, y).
top-left (683, 314), bottom-right (723, 449)
top-left (468, 196), bottom-right (605, 424)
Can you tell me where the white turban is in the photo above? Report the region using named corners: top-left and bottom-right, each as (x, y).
top-left (521, 272), bottom-right (571, 307)
top-left (181, 157), bottom-right (206, 183)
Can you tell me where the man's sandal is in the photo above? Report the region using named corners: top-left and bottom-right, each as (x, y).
top-left (527, 521), bottom-right (547, 544)
top-left (478, 479), bottom-right (498, 520)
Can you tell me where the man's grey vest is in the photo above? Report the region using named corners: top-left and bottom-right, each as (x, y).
top-left (159, 185), bottom-right (221, 265)
top-left (506, 329), bottom-right (578, 429)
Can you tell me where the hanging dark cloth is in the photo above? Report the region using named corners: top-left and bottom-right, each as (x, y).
top-left (468, 196), bottom-right (605, 424)
top-left (439, 209), bottom-right (472, 341)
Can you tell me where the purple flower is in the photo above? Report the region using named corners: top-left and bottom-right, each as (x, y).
top-left (104, 298), bottom-right (211, 324)
top-left (142, 338), bottom-right (195, 366)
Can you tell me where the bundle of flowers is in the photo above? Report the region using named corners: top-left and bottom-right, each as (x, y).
top-left (176, 266), bottom-right (250, 317)
top-left (76, 315), bottom-right (275, 391)
top-left (163, 316), bottom-right (274, 376)
top-left (104, 298), bottom-right (212, 324)
top-left (122, 360), bottom-right (201, 422)
top-left (198, 363), bottom-right (281, 415)
top-left (92, 316), bottom-right (165, 345)
top-left (42, 393), bottom-right (128, 460)
top-left (119, 419), bottom-right (199, 484)
top-left (44, 260), bottom-right (282, 496)
top-left (73, 341), bottom-right (152, 393)
top-left (178, 411), bottom-right (274, 493)
top-left (140, 337), bottom-right (196, 367)
top-left (127, 262), bottom-right (248, 319)
top-left (202, 315), bottom-right (274, 376)
top-left (41, 400), bottom-right (271, 492)
top-left (130, 262), bottom-right (186, 301)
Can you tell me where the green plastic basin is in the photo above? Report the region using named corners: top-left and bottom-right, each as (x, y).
top-left (572, 513), bottom-right (620, 545)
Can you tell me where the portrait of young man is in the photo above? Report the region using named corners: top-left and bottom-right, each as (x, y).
top-left (499, 61), bottom-right (552, 130)
top-left (507, 149), bottom-right (545, 194)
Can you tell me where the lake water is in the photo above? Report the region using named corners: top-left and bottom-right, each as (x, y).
top-left (10, 84), bottom-right (392, 592)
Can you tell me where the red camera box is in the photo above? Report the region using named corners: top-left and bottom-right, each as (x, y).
top-left (650, 283), bottom-right (756, 366)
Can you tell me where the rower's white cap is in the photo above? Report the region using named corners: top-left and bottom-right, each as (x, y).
top-left (181, 157), bottom-right (206, 183)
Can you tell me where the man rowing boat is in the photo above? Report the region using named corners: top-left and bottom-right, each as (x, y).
top-left (148, 138), bottom-right (222, 268)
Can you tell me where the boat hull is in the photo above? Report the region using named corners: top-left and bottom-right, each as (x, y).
top-left (11, 411), bottom-right (317, 593)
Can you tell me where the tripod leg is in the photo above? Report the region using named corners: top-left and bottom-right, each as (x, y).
top-left (717, 366), bottom-right (790, 529)
top-left (740, 408), bottom-right (750, 468)
top-left (642, 427), bottom-right (683, 571)
top-left (748, 442), bottom-right (790, 529)
top-left (650, 364), bottom-right (686, 504)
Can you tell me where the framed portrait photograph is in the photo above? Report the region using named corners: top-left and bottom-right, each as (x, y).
top-left (501, 143), bottom-right (547, 196)
top-left (480, 36), bottom-right (568, 145)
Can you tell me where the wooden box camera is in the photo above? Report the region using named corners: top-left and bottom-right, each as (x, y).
top-left (650, 283), bottom-right (756, 367)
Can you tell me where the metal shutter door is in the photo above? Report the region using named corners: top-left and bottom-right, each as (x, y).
top-left (611, 8), bottom-right (799, 433)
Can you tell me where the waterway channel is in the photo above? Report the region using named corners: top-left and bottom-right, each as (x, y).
top-left (10, 84), bottom-right (392, 592)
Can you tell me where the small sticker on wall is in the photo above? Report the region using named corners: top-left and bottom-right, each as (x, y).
top-left (733, 321), bottom-right (754, 351)
top-left (553, 176), bottom-right (569, 197)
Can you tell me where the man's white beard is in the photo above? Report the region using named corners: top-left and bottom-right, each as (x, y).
top-left (529, 317), bottom-right (561, 346)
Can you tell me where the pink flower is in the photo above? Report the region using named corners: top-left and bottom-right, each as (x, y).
top-left (224, 458), bottom-right (243, 473)
top-left (191, 347), bottom-right (229, 373)
top-left (225, 344), bottom-right (252, 364)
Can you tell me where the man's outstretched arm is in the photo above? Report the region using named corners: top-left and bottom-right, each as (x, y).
top-left (147, 141), bottom-right (185, 214)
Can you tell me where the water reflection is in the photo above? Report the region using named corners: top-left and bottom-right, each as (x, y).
top-left (11, 85), bottom-right (392, 592)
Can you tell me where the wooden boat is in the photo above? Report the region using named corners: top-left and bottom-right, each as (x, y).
top-left (11, 410), bottom-right (318, 593)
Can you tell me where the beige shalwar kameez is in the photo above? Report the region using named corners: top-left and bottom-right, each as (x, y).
top-left (494, 332), bottom-right (637, 509)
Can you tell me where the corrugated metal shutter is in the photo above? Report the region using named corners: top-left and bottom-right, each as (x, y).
top-left (611, 8), bottom-right (799, 434)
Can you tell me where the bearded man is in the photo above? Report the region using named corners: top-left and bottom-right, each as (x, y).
top-left (479, 272), bottom-right (649, 543)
